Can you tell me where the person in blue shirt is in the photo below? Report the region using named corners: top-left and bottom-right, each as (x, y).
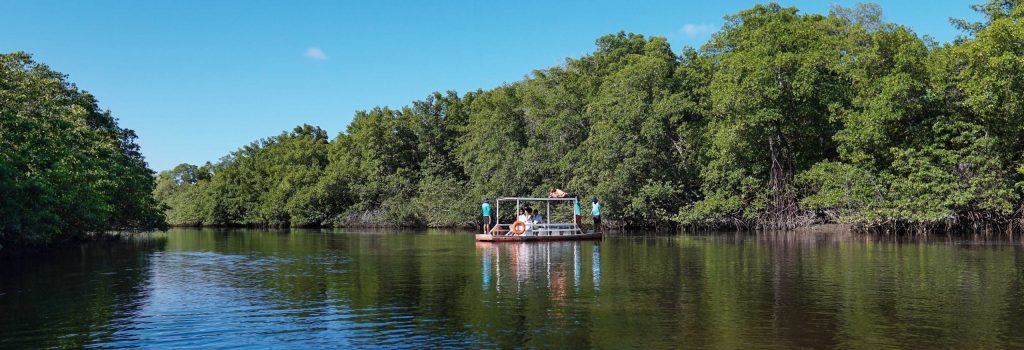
top-left (591, 197), bottom-right (601, 231)
top-left (481, 197), bottom-right (491, 233)
top-left (574, 200), bottom-right (582, 228)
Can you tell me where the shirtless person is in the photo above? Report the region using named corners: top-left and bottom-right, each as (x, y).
top-left (548, 188), bottom-right (568, 198)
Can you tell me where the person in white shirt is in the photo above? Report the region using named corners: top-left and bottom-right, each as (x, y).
top-left (516, 209), bottom-right (529, 223)
top-left (524, 208), bottom-right (536, 235)
top-left (514, 208), bottom-right (532, 235)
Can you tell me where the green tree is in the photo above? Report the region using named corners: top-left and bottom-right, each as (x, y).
top-left (800, 1), bottom-right (1023, 232)
top-left (681, 4), bottom-right (851, 228)
top-left (150, 2), bottom-right (1024, 235)
top-left (1, 52), bottom-right (166, 246)
top-left (570, 34), bottom-right (700, 226)
top-left (201, 124), bottom-right (329, 227)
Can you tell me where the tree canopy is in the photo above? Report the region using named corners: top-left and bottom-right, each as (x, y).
top-left (1, 52), bottom-right (167, 247)
top-left (152, 1), bottom-right (1024, 234)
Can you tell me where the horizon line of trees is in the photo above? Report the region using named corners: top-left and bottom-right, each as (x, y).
top-left (154, 1), bottom-right (1024, 234)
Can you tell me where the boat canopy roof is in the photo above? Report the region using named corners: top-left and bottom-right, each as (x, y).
top-left (496, 197), bottom-right (577, 202)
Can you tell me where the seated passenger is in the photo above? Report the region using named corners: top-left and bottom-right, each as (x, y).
top-left (524, 208), bottom-right (535, 235)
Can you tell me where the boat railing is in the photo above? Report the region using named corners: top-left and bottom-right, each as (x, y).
top-left (484, 196), bottom-right (590, 236)
top-left (489, 222), bottom-right (585, 236)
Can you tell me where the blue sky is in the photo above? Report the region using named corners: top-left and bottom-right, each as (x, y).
top-left (2, 0), bottom-right (980, 171)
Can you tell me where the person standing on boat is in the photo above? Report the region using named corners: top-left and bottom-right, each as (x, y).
top-left (591, 197), bottom-right (602, 231)
top-left (481, 197), bottom-right (492, 233)
top-left (574, 200), bottom-right (582, 228)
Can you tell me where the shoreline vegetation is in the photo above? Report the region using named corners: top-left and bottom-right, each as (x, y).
top-left (157, 2), bottom-right (1024, 235)
top-left (1, 53), bottom-right (167, 249)
top-left (3, 2), bottom-right (1024, 251)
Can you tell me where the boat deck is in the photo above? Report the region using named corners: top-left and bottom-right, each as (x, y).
top-left (475, 230), bottom-right (601, 242)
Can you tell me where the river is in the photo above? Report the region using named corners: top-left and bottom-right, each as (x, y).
top-left (2, 228), bottom-right (1023, 348)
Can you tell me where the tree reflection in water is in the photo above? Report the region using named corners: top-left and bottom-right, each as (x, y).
top-left (7, 229), bottom-right (1024, 349)
top-left (477, 241), bottom-right (601, 300)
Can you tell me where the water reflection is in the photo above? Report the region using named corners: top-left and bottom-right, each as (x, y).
top-left (592, 244), bottom-right (601, 290)
top-left (0, 234), bottom-right (167, 349)
top-left (3, 229), bottom-right (1024, 348)
top-left (476, 241), bottom-right (602, 297)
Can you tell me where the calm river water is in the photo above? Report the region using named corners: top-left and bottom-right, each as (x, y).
top-left (3, 228), bottom-right (1024, 348)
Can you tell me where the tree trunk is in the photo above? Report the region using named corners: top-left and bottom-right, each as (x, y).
top-left (766, 134), bottom-right (798, 229)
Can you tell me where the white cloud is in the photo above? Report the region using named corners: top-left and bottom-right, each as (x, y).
top-left (305, 47), bottom-right (328, 60)
top-left (680, 23), bottom-right (715, 38)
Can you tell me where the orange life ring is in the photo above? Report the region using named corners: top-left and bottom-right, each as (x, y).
top-left (511, 220), bottom-right (527, 235)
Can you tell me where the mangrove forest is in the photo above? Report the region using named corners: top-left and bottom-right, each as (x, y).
top-left (1, 53), bottom-right (167, 247)
top-left (4, 1), bottom-right (1024, 248)
top-left (151, 2), bottom-right (1024, 233)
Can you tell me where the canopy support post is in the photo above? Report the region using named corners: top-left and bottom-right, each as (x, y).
top-left (546, 202), bottom-right (551, 235)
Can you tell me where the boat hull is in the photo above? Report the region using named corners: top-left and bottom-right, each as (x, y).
top-left (475, 231), bottom-right (602, 242)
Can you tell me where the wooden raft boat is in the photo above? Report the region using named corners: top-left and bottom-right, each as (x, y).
top-left (476, 197), bottom-right (600, 242)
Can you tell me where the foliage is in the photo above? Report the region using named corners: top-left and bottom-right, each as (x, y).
top-left (1, 52), bottom-right (167, 246)
top-left (151, 1), bottom-right (1024, 234)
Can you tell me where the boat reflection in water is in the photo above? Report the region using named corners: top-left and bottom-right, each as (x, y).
top-left (477, 241), bottom-right (601, 299)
